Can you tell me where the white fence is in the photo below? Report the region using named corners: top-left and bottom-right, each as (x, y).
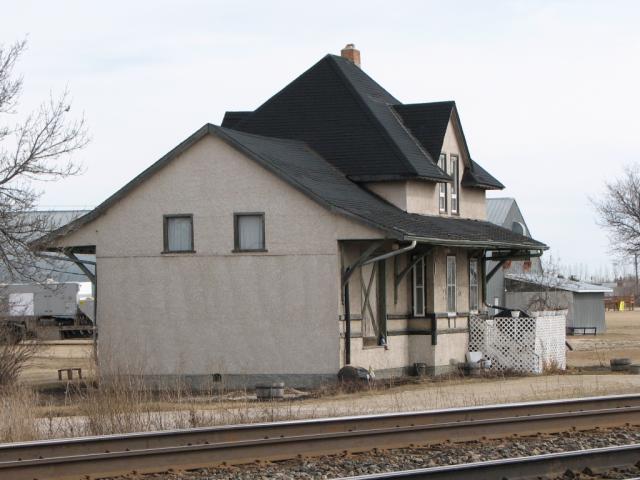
top-left (469, 312), bottom-right (566, 374)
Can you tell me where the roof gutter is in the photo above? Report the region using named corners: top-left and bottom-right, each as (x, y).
top-left (403, 235), bottom-right (548, 251)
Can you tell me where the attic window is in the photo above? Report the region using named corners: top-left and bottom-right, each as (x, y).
top-left (450, 155), bottom-right (459, 214)
top-left (438, 153), bottom-right (447, 213)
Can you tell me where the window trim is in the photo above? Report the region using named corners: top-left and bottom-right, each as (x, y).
top-left (450, 154), bottom-right (460, 215)
top-left (438, 153), bottom-right (447, 213)
top-left (412, 256), bottom-right (425, 317)
top-left (233, 212), bottom-right (267, 252)
top-left (446, 255), bottom-right (457, 314)
top-left (469, 258), bottom-right (479, 314)
top-left (162, 214), bottom-right (195, 254)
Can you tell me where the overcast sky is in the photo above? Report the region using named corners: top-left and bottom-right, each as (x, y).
top-left (4, 1), bottom-right (640, 277)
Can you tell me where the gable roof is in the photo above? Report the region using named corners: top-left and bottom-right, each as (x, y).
top-left (39, 125), bottom-right (546, 252)
top-left (395, 101), bottom-right (504, 190)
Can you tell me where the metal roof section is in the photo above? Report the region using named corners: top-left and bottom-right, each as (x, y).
top-left (505, 273), bottom-right (613, 294)
top-left (487, 198), bottom-right (516, 226)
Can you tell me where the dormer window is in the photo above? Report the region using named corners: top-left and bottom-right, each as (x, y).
top-left (450, 155), bottom-right (459, 214)
top-left (438, 153), bottom-right (447, 213)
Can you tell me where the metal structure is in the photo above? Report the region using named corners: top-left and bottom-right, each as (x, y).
top-left (0, 394), bottom-right (638, 480)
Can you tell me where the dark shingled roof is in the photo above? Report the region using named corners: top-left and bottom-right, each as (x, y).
top-left (462, 159), bottom-right (505, 190)
top-left (225, 54), bottom-right (503, 188)
top-left (230, 55), bottom-right (450, 182)
top-left (393, 102), bottom-right (455, 160)
top-left (221, 111), bottom-right (251, 129)
top-left (41, 125), bottom-right (545, 251)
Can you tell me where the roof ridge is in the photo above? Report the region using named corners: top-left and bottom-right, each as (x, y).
top-left (398, 100), bottom-right (456, 109)
top-left (324, 56), bottom-right (418, 176)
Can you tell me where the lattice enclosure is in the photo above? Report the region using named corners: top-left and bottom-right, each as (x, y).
top-left (469, 313), bottom-right (566, 374)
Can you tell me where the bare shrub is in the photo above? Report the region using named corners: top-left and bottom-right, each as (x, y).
top-left (0, 325), bottom-right (36, 386)
top-left (543, 358), bottom-right (564, 375)
top-left (0, 385), bottom-right (39, 442)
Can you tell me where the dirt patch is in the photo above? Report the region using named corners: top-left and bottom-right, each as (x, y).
top-left (566, 311), bottom-right (640, 368)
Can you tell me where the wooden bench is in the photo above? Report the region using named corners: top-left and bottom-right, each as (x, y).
top-left (567, 326), bottom-right (597, 336)
top-left (57, 368), bottom-right (82, 381)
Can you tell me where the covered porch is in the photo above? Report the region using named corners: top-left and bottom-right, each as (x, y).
top-left (338, 237), bottom-right (546, 377)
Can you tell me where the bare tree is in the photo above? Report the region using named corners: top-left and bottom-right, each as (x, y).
top-left (0, 39), bottom-right (88, 282)
top-left (592, 164), bottom-right (640, 256)
top-left (526, 255), bottom-right (568, 312)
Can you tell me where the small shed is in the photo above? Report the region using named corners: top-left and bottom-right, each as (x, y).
top-left (504, 273), bottom-right (613, 333)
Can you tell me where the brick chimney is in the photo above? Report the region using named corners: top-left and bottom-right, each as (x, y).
top-left (340, 44), bottom-right (361, 67)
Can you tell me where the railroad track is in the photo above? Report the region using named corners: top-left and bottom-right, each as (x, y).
top-left (339, 443), bottom-right (640, 479)
top-left (0, 394), bottom-right (639, 480)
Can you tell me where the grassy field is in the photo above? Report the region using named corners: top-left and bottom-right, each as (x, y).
top-left (566, 310), bottom-right (640, 368)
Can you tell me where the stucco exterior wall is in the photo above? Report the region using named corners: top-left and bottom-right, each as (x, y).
top-left (405, 181), bottom-right (439, 216)
top-left (459, 188), bottom-right (486, 220)
top-left (59, 135), bottom-right (386, 386)
top-left (361, 118), bottom-right (486, 221)
top-left (364, 181), bottom-right (408, 211)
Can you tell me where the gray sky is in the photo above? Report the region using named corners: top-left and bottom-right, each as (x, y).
top-left (5, 1), bottom-right (640, 277)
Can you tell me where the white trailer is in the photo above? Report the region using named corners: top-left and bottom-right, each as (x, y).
top-left (0, 281), bottom-right (95, 340)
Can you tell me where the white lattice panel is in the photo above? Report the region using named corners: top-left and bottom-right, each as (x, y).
top-left (470, 314), bottom-right (566, 374)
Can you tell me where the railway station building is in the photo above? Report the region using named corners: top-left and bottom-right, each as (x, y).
top-left (36, 45), bottom-right (546, 387)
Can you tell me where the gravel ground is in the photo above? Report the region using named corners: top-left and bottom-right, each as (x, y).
top-left (106, 427), bottom-right (640, 479)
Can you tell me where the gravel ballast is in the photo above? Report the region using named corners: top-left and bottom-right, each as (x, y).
top-left (105, 427), bottom-right (640, 479)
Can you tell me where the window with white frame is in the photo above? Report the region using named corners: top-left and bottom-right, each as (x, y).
top-left (438, 153), bottom-right (447, 212)
top-left (469, 258), bottom-right (479, 313)
top-left (412, 256), bottom-right (425, 317)
top-left (450, 155), bottom-right (459, 214)
top-left (446, 255), bottom-right (457, 313)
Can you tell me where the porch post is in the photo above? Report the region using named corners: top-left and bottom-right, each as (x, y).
top-left (344, 282), bottom-right (351, 365)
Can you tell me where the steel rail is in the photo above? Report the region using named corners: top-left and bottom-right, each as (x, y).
top-left (0, 402), bottom-right (639, 480)
top-left (338, 443), bottom-right (640, 479)
top-left (1, 393), bottom-right (638, 464)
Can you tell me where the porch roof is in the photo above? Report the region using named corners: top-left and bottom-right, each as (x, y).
top-left (34, 125), bottom-right (547, 253)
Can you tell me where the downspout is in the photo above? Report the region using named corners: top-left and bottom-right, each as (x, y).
top-left (361, 240), bottom-right (418, 267)
top-left (482, 249), bottom-right (545, 310)
top-left (343, 240), bottom-right (417, 365)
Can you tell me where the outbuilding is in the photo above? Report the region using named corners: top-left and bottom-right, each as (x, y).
top-left (504, 273), bottom-right (612, 334)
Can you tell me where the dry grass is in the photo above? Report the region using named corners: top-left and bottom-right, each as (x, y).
top-left (0, 327), bottom-right (36, 387)
top-left (0, 386), bottom-right (39, 442)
